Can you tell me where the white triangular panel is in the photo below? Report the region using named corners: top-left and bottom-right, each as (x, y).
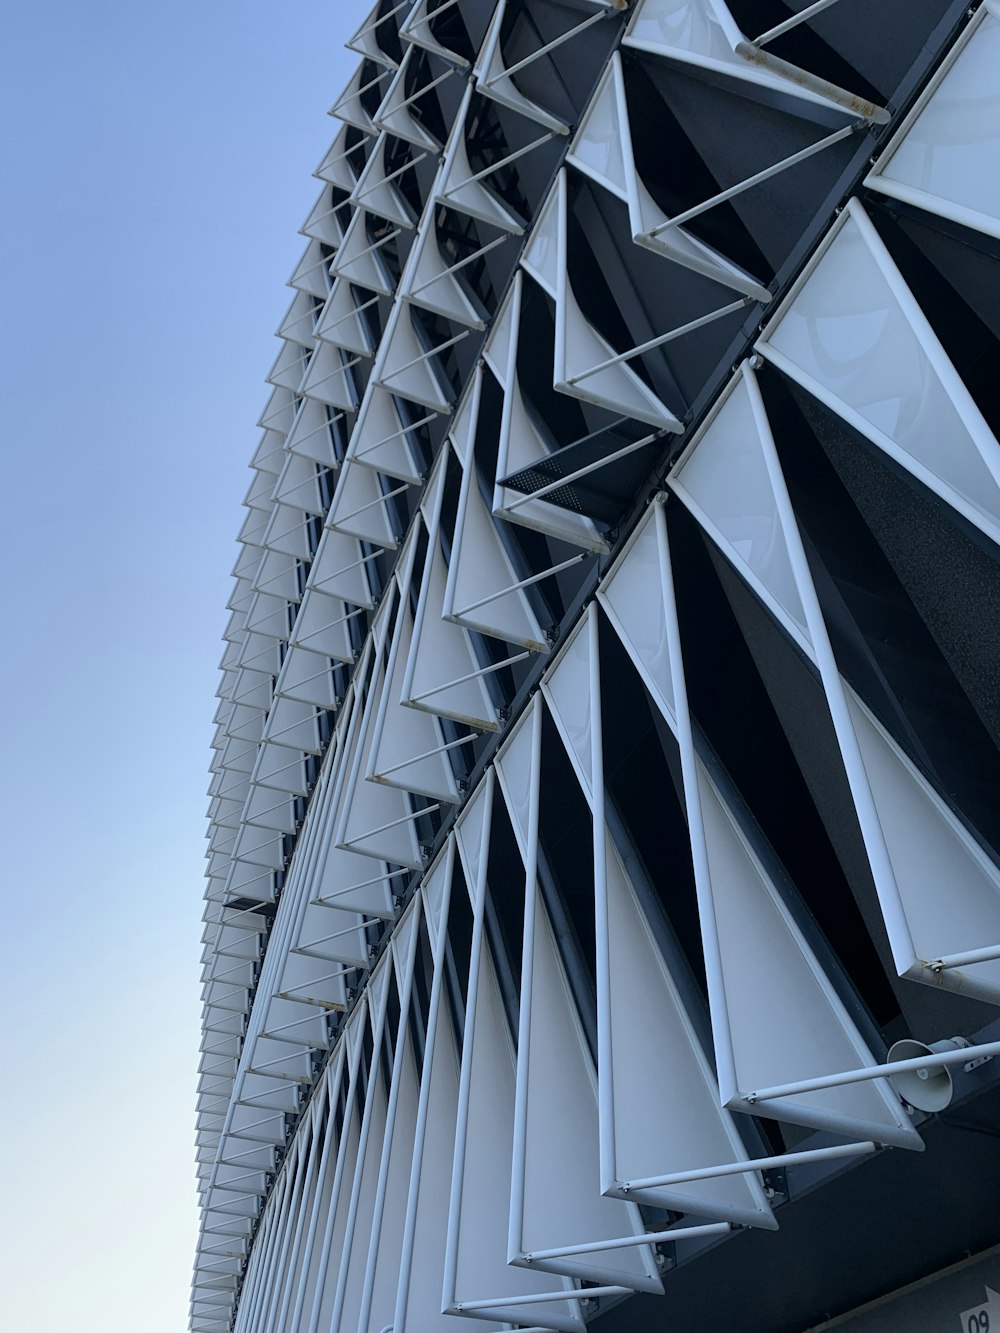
top-left (402, 534), bottom-right (499, 730)
top-left (421, 842), bottom-right (455, 962)
top-left (368, 590), bottom-right (462, 803)
top-left (557, 258), bottom-right (683, 430)
top-left (262, 500), bottom-right (315, 560)
top-left (331, 62), bottom-right (387, 136)
top-left (448, 939), bottom-right (585, 1331)
top-left (332, 209), bottom-right (397, 296)
top-left (348, 1), bottom-right (401, 68)
top-left (316, 278), bottom-right (375, 357)
top-left (357, 1023), bottom-right (421, 1333)
top-left (846, 689), bottom-right (1000, 1006)
top-left (310, 525), bottom-right (377, 608)
top-left (867, 5), bottom-right (1000, 241)
top-left (454, 776), bottom-right (492, 902)
top-left (623, 0), bottom-right (883, 121)
top-left (548, 174), bottom-right (684, 429)
top-left (286, 396), bottom-right (341, 468)
top-left (514, 886), bottom-right (662, 1292)
top-left (352, 134), bottom-right (417, 228)
top-left (392, 937), bottom-right (503, 1332)
top-left (264, 694), bottom-right (323, 753)
top-left (291, 237), bottom-right (333, 298)
top-left (316, 126), bottom-right (361, 192)
top-left (492, 277), bottom-right (609, 553)
top-left (375, 304), bottom-right (453, 411)
top-left (277, 642), bottom-right (339, 707)
top-left (449, 368), bottom-right (481, 466)
top-left (374, 49), bottom-right (443, 149)
top-left (596, 505), bottom-right (677, 727)
top-left (494, 699), bottom-right (538, 858)
top-left (402, 207), bottom-right (487, 328)
top-left (268, 337), bottom-right (310, 390)
top-left (759, 201), bottom-right (1000, 546)
top-left (695, 762), bottom-right (921, 1145)
top-left (326, 459), bottom-right (400, 548)
top-left (669, 371), bottom-right (812, 653)
top-left (288, 588), bottom-right (357, 662)
top-left (474, 0), bottom-right (570, 135)
top-left (601, 839), bottom-right (777, 1226)
top-left (446, 438), bottom-right (549, 650)
top-left (335, 624), bottom-right (425, 868)
top-left (347, 382), bottom-right (425, 483)
top-left (401, 0), bottom-right (482, 65)
top-left (437, 84), bottom-right (526, 233)
top-left (566, 59), bottom-right (630, 201)
top-left (273, 451), bottom-right (327, 515)
top-left (300, 340), bottom-right (359, 412)
top-left (520, 186), bottom-right (560, 298)
top-left (278, 288), bottom-right (320, 346)
top-left (329, 1064), bottom-right (389, 1333)
top-left (303, 182), bottom-right (348, 247)
top-left (540, 613), bottom-right (594, 802)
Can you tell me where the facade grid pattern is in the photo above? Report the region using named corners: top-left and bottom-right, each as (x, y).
top-left (195, 3), bottom-right (1000, 1331)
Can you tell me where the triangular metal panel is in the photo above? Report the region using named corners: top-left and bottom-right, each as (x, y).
top-left (757, 201), bottom-right (1000, 546)
top-left (866, 3), bottom-right (1000, 241)
top-left (347, 382), bottom-right (426, 483)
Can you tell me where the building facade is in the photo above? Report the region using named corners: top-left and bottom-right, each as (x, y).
top-left (195, 3), bottom-right (1000, 1330)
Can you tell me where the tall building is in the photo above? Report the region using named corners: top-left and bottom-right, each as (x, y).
top-left (195, 3), bottom-right (1000, 1330)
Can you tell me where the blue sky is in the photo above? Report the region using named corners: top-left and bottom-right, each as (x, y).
top-left (0, 3), bottom-right (357, 1326)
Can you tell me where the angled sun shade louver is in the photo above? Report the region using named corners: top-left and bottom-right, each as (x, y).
top-left (302, 181), bottom-right (349, 247)
top-left (272, 452), bottom-right (328, 516)
top-left (278, 288), bottom-right (321, 347)
top-left (446, 772), bottom-right (593, 1331)
top-left (400, 0), bottom-right (482, 66)
top-left (540, 609), bottom-right (779, 1225)
top-left (567, 52), bottom-right (781, 299)
top-left (435, 82), bottom-right (527, 234)
top-left (373, 300), bottom-right (459, 412)
top-left (473, 0), bottom-right (615, 135)
top-left (374, 46), bottom-right (450, 150)
top-left (366, 537), bottom-right (466, 804)
top-left (287, 587), bottom-right (360, 662)
top-left (331, 61), bottom-right (392, 136)
top-left (290, 237), bottom-right (334, 299)
top-left (309, 524), bottom-right (378, 608)
top-left (331, 208), bottom-right (399, 296)
top-left (757, 199), bottom-right (1000, 547)
top-left (316, 124), bottom-right (365, 194)
top-left (332, 590), bottom-right (427, 869)
top-left (339, 906), bottom-right (425, 1333)
top-left (350, 132), bottom-right (422, 229)
top-left (527, 173), bottom-right (685, 429)
top-left (267, 338), bottom-right (310, 392)
top-left (488, 276), bottom-right (611, 554)
top-left (399, 179), bottom-right (491, 328)
top-left (401, 457), bottom-right (504, 731)
top-left (346, 381), bottom-right (427, 484)
top-left (285, 396), bottom-right (343, 469)
top-left (347, 0), bottom-right (406, 69)
top-left (624, 0), bottom-right (888, 123)
top-left (325, 457), bottom-right (403, 548)
top-left (494, 701), bottom-right (667, 1293)
top-left (299, 339), bottom-right (360, 413)
top-left (442, 375), bottom-right (551, 651)
top-left (670, 364), bottom-right (1000, 1009)
top-left (866, 1), bottom-right (1000, 241)
top-left (315, 278), bottom-right (376, 358)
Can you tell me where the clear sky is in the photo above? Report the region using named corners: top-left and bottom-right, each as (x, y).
top-left (0, 3), bottom-right (358, 1327)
